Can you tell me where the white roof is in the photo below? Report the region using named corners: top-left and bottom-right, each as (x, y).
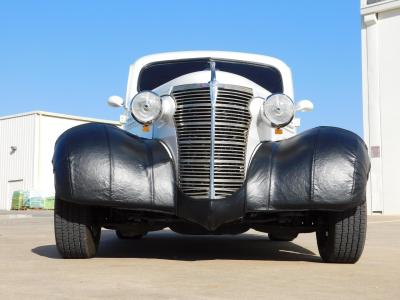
top-left (131, 51), bottom-right (290, 69)
top-left (0, 111), bottom-right (120, 125)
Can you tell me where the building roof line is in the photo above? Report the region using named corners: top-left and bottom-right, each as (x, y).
top-left (0, 111), bottom-right (120, 125)
top-left (361, 0), bottom-right (400, 15)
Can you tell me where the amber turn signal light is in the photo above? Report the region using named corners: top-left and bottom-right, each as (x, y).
top-left (142, 124), bottom-right (150, 132)
top-left (275, 128), bottom-right (283, 135)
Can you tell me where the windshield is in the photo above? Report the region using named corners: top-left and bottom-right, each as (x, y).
top-left (138, 58), bottom-right (283, 93)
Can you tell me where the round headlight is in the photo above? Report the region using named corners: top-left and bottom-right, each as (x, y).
top-left (263, 94), bottom-right (294, 127)
top-left (130, 91), bottom-right (162, 124)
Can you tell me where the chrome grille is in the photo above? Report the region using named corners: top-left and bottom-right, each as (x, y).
top-left (172, 84), bottom-right (252, 199)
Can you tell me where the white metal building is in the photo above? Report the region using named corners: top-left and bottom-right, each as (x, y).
top-left (0, 111), bottom-right (119, 210)
top-left (362, 0), bottom-right (400, 214)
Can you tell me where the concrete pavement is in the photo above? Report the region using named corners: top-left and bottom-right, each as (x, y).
top-left (0, 210), bottom-right (399, 299)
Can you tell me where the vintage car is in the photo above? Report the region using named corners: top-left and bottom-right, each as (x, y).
top-left (53, 51), bottom-right (370, 263)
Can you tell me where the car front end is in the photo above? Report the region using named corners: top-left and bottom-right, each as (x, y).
top-left (53, 51), bottom-right (370, 263)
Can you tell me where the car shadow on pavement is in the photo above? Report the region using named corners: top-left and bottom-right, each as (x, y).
top-left (32, 229), bottom-right (321, 262)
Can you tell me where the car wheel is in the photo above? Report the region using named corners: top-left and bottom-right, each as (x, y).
top-left (316, 201), bottom-right (367, 264)
top-left (54, 198), bottom-right (101, 259)
top-left (268, 233), bottom-right (298, 242)
top-left (115, 230), bottom-right (146, 240)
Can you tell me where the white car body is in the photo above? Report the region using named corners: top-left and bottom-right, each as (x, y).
top-left (121, 51), bottom-right (301, 173)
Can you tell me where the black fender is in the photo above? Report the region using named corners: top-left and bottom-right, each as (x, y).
top-left (246, 126), bottom-right (371, 212)
top-left (53, 124), bottom-right (370, 231)
top-left (53, 123), bottom-right (176, 213)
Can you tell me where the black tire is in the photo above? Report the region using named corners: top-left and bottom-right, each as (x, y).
top-left (268, 233), bottom-right (298, 242)
top-left (116, 230), bottom-right (146, 240)
top-left (54, 198), bottom-right (101, 259)
top-left (316, 201), bottom-right (367, 264)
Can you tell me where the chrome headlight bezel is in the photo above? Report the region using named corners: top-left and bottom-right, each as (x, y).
top-left (130, 91), bottom-right (162, 124)
top-left (262, 93), bottom-right (295, 128)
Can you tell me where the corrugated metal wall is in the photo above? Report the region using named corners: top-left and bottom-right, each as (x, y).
top-left (362, 4), bottom-right (400, 214)
top-left (37, 115), bottom-right (88, 199)
top-left (0, 114), bottom-right (36, 209)
top-left (0, 112), bottom-right (119, 210)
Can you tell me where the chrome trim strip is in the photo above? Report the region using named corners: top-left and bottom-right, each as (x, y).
top-left (172, 83), bottom-right (210, 92)
top-left (209, 61), bottom-right (218, 199)
top-left (172, 83), bottom-right (251, 93)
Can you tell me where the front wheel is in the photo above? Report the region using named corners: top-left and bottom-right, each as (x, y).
top-left (316, 201), bottom-right (367, 264)
top-left (54, 199), bottom-right (101, 259)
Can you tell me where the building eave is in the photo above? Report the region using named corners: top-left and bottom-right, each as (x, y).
top-left (361, 0), bottom-right (400, 15)
top-left (0, 111), bottom-right (120, 125)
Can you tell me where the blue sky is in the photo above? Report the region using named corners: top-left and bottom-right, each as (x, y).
top-left (0, 1), bottom-right (363, 135)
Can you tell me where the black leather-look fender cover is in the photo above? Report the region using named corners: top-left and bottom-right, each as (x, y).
top-left (53, 124), bottom-right (370, 231)
top-left (246, 126), bottom-right (370, 212)
top-left (53, 123), bottom-right (176, 213)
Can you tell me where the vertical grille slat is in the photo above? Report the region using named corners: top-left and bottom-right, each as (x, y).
top-left (172, 84), bottom-right (252, 199)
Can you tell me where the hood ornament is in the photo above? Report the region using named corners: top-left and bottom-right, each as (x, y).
top-left (210, 61), bottom-right (217, 83)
